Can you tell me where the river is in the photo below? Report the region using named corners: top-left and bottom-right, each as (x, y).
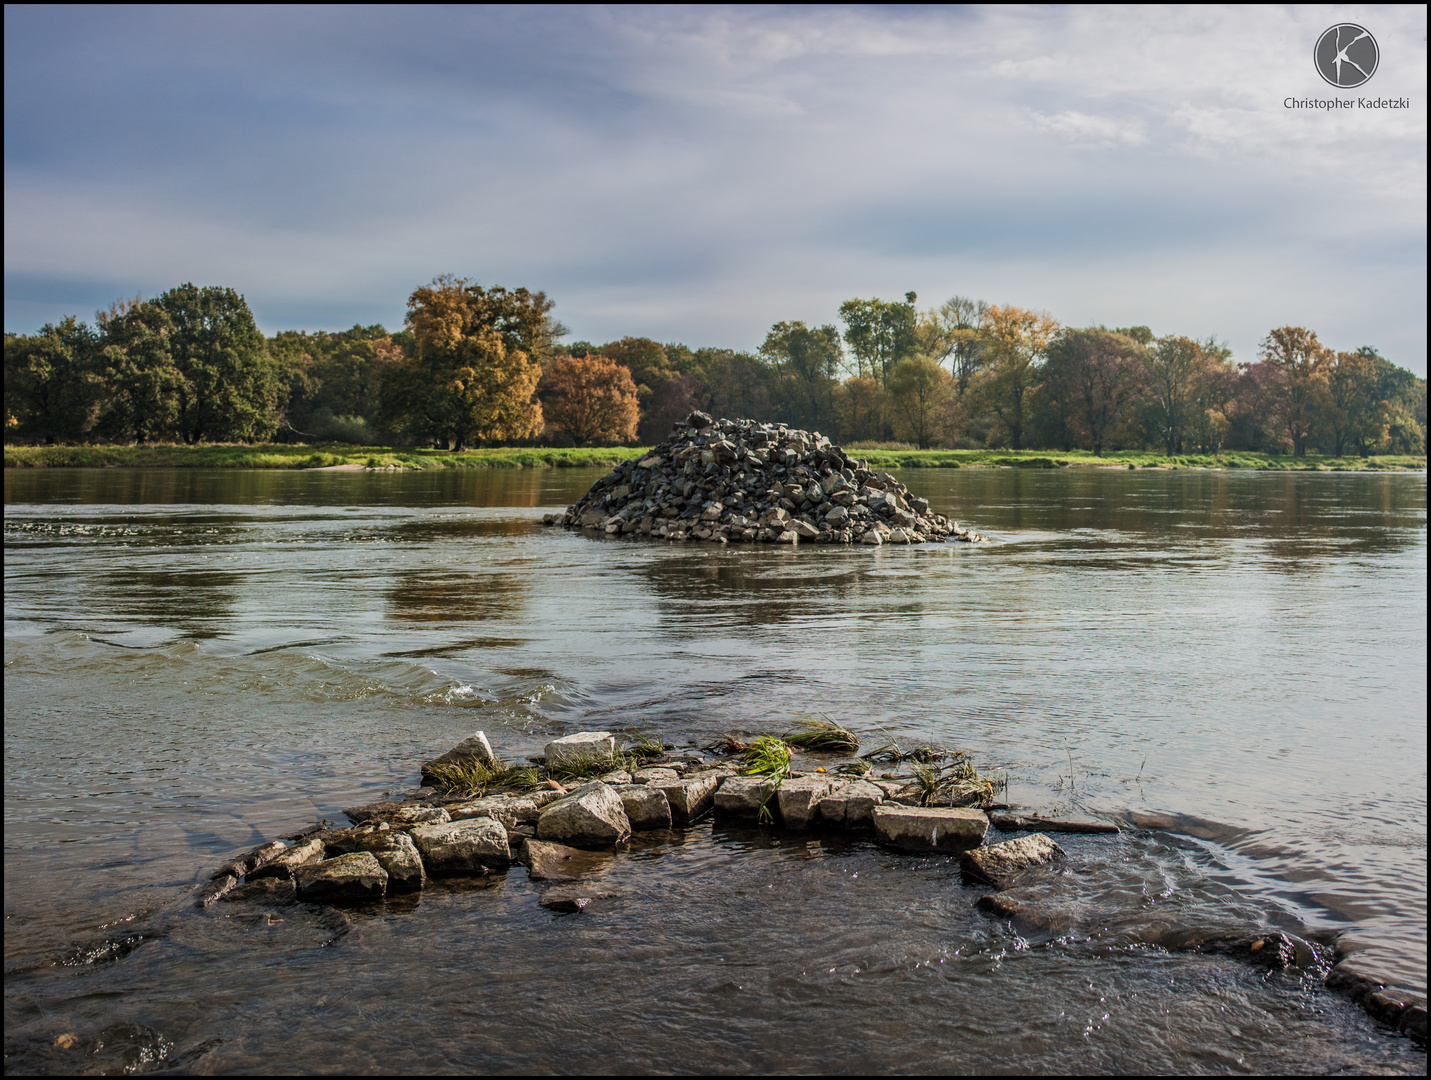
top-left (3, 465), bottom-right (1425, 1073)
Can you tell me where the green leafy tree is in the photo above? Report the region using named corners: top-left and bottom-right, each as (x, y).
top-left (759, 320), bottom-right (844, 433)
top-left (838, 293), bottom-right (919, 386)
top-left (92, 299), bottom-right (185, 442)
top-left (918, 296), bottom-right (988, 394)
top-left (1142, 335), bottom-right (1206, 455)
top-left (148, 283), bottom-right (278, 443)
top-left (4, 318), bottom-right (99, 443)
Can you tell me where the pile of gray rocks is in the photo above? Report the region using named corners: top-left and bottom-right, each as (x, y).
top-left (545, 412), bottom-right (983, 546)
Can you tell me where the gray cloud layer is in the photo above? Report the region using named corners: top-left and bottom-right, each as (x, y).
top-left (5, 6), bottom-right (1427, 371)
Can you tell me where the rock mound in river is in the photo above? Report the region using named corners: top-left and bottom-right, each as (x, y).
top-left (547, 411), bottom-right (983, 546)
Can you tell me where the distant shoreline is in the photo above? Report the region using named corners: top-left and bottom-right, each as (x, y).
top-left (4, 444), bottom-right (1425, 473)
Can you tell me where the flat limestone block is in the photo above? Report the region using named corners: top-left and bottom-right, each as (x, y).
top-left (345, 830), bottom-right (427, 892)
top-left (714, 775), bottom-right (779, 820)
top-left (654, 774), bottom-right (720, 825)
top-left (960, 832), bottom-right (1065, 887)
top-left (421, 731), bottom-right (498, 780)
top-left (873, 805), bottom-right (988, 853)
top-left (248, 836), bottom-right (326, 880)
top-left (817, 780), bottom-right (886, 828)
top-left (411, 816), bottom-right (512, 873)
top-left (776, 776), bottom-right (836, 830)
top-left (613, 784), bottom-right (673, 831)
top-left (538, 883), bottom-right (621, 913)
top-left (448, 795), bottom-right (542, 829)
top-left (536, 781), bottom-right (632, 848)
top-left (295, 852), bottom-right (388, 902)
top-left (544, 732), bottom-right (616, 769)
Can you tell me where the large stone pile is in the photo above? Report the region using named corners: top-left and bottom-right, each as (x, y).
top-left (545, 412), bottom-right (983, 545)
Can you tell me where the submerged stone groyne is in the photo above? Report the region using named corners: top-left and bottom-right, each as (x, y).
top-left (545, 412), bottom-right (983, 545)
top-left (188, 729), bottom-right (1424, 1047)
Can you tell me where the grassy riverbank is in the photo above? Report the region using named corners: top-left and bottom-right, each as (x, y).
top-left (4, 443), bottom-right (1425, 471)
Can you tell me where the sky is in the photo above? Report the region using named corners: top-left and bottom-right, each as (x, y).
top-left (4, 5), bottom-right (1427, 373)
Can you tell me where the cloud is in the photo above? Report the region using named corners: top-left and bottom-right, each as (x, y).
top-left (4, 6), bottom-right (1426, 369)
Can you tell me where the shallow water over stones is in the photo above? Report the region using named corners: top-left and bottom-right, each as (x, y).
top-left (3, 465), bottom-right (1426, 1073)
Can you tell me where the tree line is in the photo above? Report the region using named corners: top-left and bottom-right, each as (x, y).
top-left (5, 278), bottom-right (1425, 456)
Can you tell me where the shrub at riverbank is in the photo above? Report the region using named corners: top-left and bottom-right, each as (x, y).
top-left (5, 443), bottom-right (1424, 471)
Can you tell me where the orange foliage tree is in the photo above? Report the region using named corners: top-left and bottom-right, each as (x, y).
top-left (541, 353), bottom-right (639, 445)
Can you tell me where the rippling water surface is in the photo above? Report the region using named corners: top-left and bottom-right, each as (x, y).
top-left (4, 466), bottom-right (1426, 1074)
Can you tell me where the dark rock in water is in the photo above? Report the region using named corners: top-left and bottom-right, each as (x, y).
top-left (223, 876), bottom-right (297, 905)
top-left (1326, 957), bottom-right (1428, 1043)
top-left (193, 874), bottom-right (238, 909)
top-left (989, 812), bottom-right (1120, 835)
top-left (538, 883), bottom-right (621, 913)
top-left (294, 852), bottom-right (388, 903)
top-left (960, 832), bottom-right (1066, 888)
top-left (556, 413), bottom-right (984, 545)
top-left (973, 892), bottom-right (1076, 934)
top-left (520, 839), bottom-right (615, 882)
top-left (1173, 931), bottom-right (1306, 970)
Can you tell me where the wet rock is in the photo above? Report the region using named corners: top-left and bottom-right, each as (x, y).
top-left (248, 836), bottom-right (326, 880)
top-left (347, 830), bottom-right (426, 892)
top-left (654, 774), bottom-right (720, 825)
top-left (544, 732), bottom-right (617, 770)
top-left (520, 839), bottom-right (615, 882)
top-left (223, 876), bottom-right (297, 905)
top-left (536, 781), bottom-right (632, 848)
top-left (538, 884), bottom-right (621, 913)
top-left (631, 767), bottom-right (681, 785)
top-left (448, 795), bottom-right (543, 830)
top-left (714, 775), bottom-right (780, 821)
top-left (989, 812), bottom-right (1120, 835)
top-left (960, 832), bottom-right (1065, 887)
top-left (419, 730), bottom-right (498, 782)
top-left (193, 874), bottom-right (238, 909)
top-left (559, 414), bottom-right (982, 547)
top-left (411, 817), bottom-right (511, 874)
top-left (775, 776), bottom-right (836, 830)
top-left (342, 800), bottom-right (449, 826)
top-left (1176, 931), bottom-right (1308, 971)
top-left (294, 852), bottom-right (387, 902)
top-left (817, 780), bottom-right (886, 828)
top-left (614, 783), bottom-right (673, 831)
top-left (873, 805), bottom-right (988, 853)
top-left (315, 823), bottom-right (391, 853)
top-left (210, 839), bottom-right (289, 880)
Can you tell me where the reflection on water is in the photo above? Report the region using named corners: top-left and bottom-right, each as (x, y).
top-left (3, 466), bottom-right (1426, 1073)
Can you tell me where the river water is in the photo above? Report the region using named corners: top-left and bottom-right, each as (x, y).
top-left (3, 466), bottom-right (1426, 1074)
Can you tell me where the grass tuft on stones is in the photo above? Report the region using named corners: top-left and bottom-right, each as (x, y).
top-left (781, 715), bottom-right (860, 754)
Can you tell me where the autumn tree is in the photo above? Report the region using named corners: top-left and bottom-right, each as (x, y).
top-left (887, 356), bottom-right (954, 449)
top-left (970, 305), bottom-right (1059, 450)
top-left (1141, 335), bottom-right (1209, 455)
top-left (1258, 326), bottom-right (1329, 456)
top-left (918, 295), bottom-right (988, 394)
top-left (838, 293), bottom-right (919, 385)
top-left (1043, 328), bottom-right (1146, 455)
top-left (389, 276), bottom-right (546, 449)
top-left (540, 353), bottom-right (639, 445)
top-left (837, 376), bottom-right (884, 443)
